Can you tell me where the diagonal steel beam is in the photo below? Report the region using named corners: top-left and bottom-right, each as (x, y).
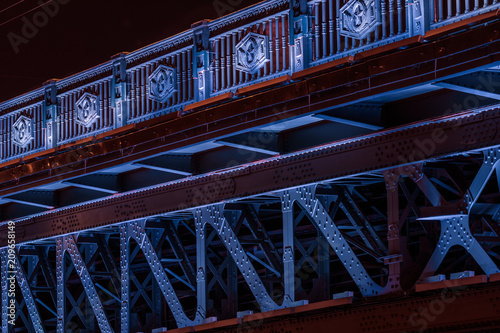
top-left (14, 249), bottom-right (45, 332)
top-left (420, 216), bottom-right (500, 278)
top-left (58, 235), bottom-right (113, 333)
top-left (283, 186), bottom-right (387, 296)
top-left (195, 205), bottom-right (287, 311)
top-left (123, 220), bottom-right (203, 328)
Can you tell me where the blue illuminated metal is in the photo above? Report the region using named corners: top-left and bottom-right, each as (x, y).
top-left (3, 0), bottom-right (500, 331)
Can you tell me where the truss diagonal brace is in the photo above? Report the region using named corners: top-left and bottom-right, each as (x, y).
top-left (465, 149), bottom-right (500, 210)
top-left (195, 205), bottom-right (285, 312)
top-left (283, 186), bottom-right (387, 296)
top-left (14, 249), bottom-right (45, 332)
top-left (124, 221), bottom-right (203, 328)
top-left (420, 216), bottom-right (500, 278)
top-left (58, 235), bottom-right (113, 333)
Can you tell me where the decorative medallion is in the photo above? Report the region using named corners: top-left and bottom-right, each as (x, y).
top-left (340, 0), bottom-right (381, 39)
top-left (148, 65), bottom-right (177, 102)
top-left (235, 33), bottom-right (270, 74)
top-left (75, 92), bottom-right (100, 127)
top-left (13, 115), bottom-right (33, 148)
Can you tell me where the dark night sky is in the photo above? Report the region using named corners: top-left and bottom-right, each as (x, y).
top-left (0, 0), bottom-right (262, 103)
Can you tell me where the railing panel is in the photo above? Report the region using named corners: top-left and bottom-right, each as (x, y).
top-left (0, 103), bottom-right (44, 161)
top-left (431, 0), bottom-right (500, 28)
top-left (210, 11), bottom-right (290, 96)
top-left (310, 0), bottom-right (408, 65)
top-left (57, 78), bottom-right (113, 145)
top-left (127, 47), bottom-right (194, 123)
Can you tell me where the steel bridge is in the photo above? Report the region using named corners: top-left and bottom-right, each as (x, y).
top-left (2, 0), bottom-right (500, 332)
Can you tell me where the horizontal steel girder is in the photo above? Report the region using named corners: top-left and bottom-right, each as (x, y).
top-left (3, 107), bottom-right (500, 246)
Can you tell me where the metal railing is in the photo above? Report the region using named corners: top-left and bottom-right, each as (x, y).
top-left (210, 10), bottom-right (291, 95)
top-left (309, 0), bottom-right (409, 65)
top-left (431, 0), bottom-right (500, 28)
top-left (57, 78), bottom-right (114, 144)
top-left (0, 0), bottom-right (497, 163)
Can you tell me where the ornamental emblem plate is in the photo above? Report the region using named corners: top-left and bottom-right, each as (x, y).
top-left (75, 92), bottom-right (100, 127)
top-left (13, 115), bottom-right (33, 148)
top-left (235, 33), bottom-right (270, 74)
top-left (340, 0), bottom-right (381, 39)
top-left (148, 65), bottom-right (177, 102)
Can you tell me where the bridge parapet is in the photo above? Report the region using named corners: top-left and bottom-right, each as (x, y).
top-left (0, 0), bottom-right (496, 163)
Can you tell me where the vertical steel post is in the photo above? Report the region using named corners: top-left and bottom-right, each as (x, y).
top-left (56, 238), bottom-right (65, 333)
top-left (195, 209), bottom-right (207, 320)
top-left (42, 79), bottom-right (58, 149)
top-left (290, 0), bottom-right (311, 72)
top-left (111, 53), bottom-right (129, 128)
top-left (281, 191), bottom-right (296, 303)
top-left (120, 224), bottom-right (130, 333)
top-left (408, 0), bottom-right (430, 36)
top-left (192, 20), bottom-right (212, 101)
top-left (384, 171), bottom-right (403, 291)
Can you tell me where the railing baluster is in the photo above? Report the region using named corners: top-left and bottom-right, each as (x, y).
top-left (382, 0), bottom-right (387, 38)
top-left (397, 0), bottom-right (402, 34)
top-left (221, 37), bottom-right (226, 90)
top-left (438, 0), bottom-right (443, 22)
top-left (215, 39), bottom-right (220, 92)
top-left (282, 14), bottom-right (287, 70)
top-left (336, 0), bottom-right (341, 53)
top-left (474, 0), bottom-right (479, 12)
top-left (99, 82), bottom-right (103, 129)
top-left (233, 33), bottom-right (237, 83)
top-left (484, 0), bottom-right (488, 8)
top-left (275, 17), bottom-right (280, 73)
top-left (130, 70), bottom-right (135, 119)
top-left (182, 51), bottom-right (186, 102)
top-left (447, 0), bottom-right (452, 18)
top-left (309, 3), bottom-right (314, 62)
top-left (314, 2), bottom-right (320, 60)
top-left (322, 0), bottom-right (327, 58)
top-left (141, 66), bottom-right (146, 116)
top-left (226, 35), bottom-right (231, 88)
top-left (135, 69), bottom-right (140, 118)
top-left (177, 53), bottom-right (181, 105)
top-left (187, 49), bottom-right (192, 100)
top-left (258, 22), bottom-right (266, 80)
top-left (328, 0), bottom-right (334, 56)
top-left (389, 0), bottom-right (395, 36)
top-left (456, 0), bottom-right (461, 15)
top-left (269, 19), bottom-right (274, 74)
